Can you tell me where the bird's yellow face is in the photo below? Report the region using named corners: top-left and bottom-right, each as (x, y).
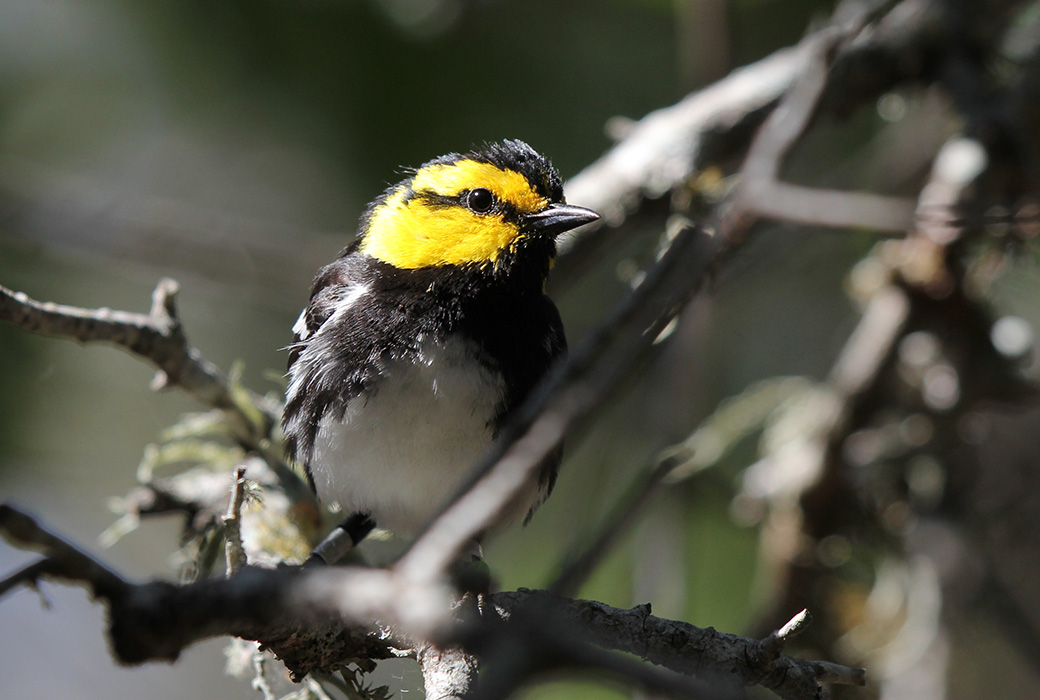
top-left (356, 141), bottom-right (598, 274)
top-left (360, 159), bottom-right (548, 269)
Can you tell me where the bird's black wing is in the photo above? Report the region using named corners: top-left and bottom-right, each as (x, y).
top-left (283, 253), bottom-right (416, 468)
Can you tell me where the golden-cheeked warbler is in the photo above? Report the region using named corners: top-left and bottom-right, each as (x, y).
top-left (282, 140), bottom-right (599, 555)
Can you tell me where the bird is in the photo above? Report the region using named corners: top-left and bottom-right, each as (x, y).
top-left (282, 139), bottom-right (599, 561)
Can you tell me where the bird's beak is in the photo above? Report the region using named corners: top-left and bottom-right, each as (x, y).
top-left (524, 203), bottom-right (600, 237)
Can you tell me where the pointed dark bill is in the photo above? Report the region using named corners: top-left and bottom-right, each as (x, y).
top-left (524, 203), bottom-right (600, 237)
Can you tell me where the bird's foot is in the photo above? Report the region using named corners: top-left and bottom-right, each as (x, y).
top-left (451, 540), bottom-right (493, 610)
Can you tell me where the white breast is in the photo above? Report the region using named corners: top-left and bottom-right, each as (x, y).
top-left (308, 335), bottom-right (507, 537)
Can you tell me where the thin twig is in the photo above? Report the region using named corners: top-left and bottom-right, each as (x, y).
top-left (810, 660), bottom-right (868, 686)
top-left (560, 44), bottom-right (810, 242)
top-left (739, 182), bottom-right (916, 234)
top-left (252, 651), bottom-right (279, 700)
top-left (560, 0), bottom-right (939, 256)
top-left (730, 20), bottom-right (916, 236)
top-left (0, 504), bottom-right (128, 600)
top-left (0, 557), bottom-right (52, 598)
top-left (761, 609), bottom-right (813, 661)
top-left (224, 467), bottom-right (250, 577)
top-left (547, 451), bottom-right (682, 596)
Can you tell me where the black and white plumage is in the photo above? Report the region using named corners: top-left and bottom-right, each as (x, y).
top-left (282, 140), bottom-right (597, 540)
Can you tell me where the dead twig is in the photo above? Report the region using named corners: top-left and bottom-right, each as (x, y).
top-left (223, 467), bottom-right (250, 577)
top-left (0, 279), bottom-right (277, 447)
top-left (731, 23), bottom-right (916, 237)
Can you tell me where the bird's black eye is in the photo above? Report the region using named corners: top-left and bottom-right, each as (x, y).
top-left (465, 188), bottom-right (495, 214)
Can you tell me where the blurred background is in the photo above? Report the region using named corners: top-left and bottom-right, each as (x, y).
top-left (2, 0), bottom-right (1040, 699)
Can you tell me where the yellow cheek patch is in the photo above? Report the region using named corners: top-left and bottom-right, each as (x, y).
top-left (358, 158), bottom-right (550, 270)
top-left (412, 159), bottom-right (548, 214)
top-left (360, 188), bottom-right (526, 269)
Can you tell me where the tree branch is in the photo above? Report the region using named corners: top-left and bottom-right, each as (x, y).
top-left (731, 16), bottom-right (916, 236)
top-left (0, 503), bottom-right (863, 698)
top-left (560, 44), bottom-right (809, 241)
top-left (0, 504), bottom-right (128, 601)
top-left (0, 279), bottom-right (277, 446)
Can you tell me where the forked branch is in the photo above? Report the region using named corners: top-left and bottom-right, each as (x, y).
top-left (0, 503), bottom-right (864, 699)
top-left (0, 279), bottom-right (276, 446)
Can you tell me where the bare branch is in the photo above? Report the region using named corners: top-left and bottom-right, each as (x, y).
top-left (0, 503), bottom-right (859, 699)
top-left (224, 467), bottom-right (250, 577)
top-left (737, 182), bottom-right (917, 234)
top-left (561, 44), bottom-right (809, 240)
top-left (810, 659), bottom-right (869, 687)
top-left (0, 504), bottom-right (128, 600)
top-left (547, 449), bottom-right (682, 597)
top-left (0, 279), bottom-right (277, 444)
top-left (0, 557), bottom-right (52, 599)
top-left (732, 21), bottom-right (916, 235)
top-left (562, 0), bottom-right (1009, 252)
top-left (251, 652), bottom-right (279, 700)
top-left (490, 591), bottom-right (865, 700)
